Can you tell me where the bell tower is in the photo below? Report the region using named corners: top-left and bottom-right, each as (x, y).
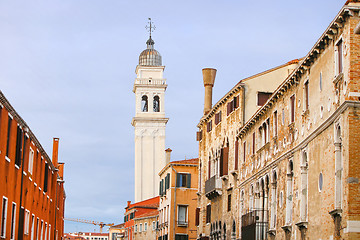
top-left (131, 19), bottom-right (168, 202)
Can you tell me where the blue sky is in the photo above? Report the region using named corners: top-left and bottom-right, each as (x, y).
top-left (0, 0), bottom-right (345, 233)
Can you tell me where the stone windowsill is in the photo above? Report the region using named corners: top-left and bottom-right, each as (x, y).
top-left (295, 221), bottom-right (308, 229)
top-left (281, 225), bottom-right (292, 233)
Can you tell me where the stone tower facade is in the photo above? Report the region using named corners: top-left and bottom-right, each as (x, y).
top-left (132, 36), bottom-right (168, 202)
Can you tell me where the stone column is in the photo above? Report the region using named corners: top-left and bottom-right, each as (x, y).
top-left (300, 165), bottom-right (308, 222)
top-left (334, 142), bottom-right (342, 210)
top-left (285, 173), bottom-right (293, 225)
top-left (270, 182), bottom-right (277, 229)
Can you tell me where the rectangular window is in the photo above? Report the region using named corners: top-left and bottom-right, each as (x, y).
top-left (220, 146), bottom-right (229, 176)
top-left (195, 208), bottom-right (200, 226)
top-left (206, 205), bottom-right (211, 223)
top-left (29, 148), bottom-right (34, 174)
top-left (152, 221), bottom-right (155, 230)
top-left (44, 223), bottom-right (47, 240)
top-left (36, 218), bottom-right (39, 240)
top-left (10, 203), bottom-right (16, 240)
top-left (31, 215), bottom-right (35, 240)
top-left (234, 140), bottom-right (238, 170)
top-left (44, 163), bottom-right (49, 192)
top-left (177, 205), bottom-right (187, 226)
top-left (207, 121), bottom-right (212, 132)
top-left (24, 210), bottom-right (30, 235)
top-left (139, 223), bottom-right (142, 232)
top-left (290, 95), bottom-right (295, 123)
top-left (1, 197), bottom-right (8, 238)
top-left (304, 80), bottom-right (309, 111)
top-left (175, 234), bottom-right (189, 240)
top-left (257, 92), bottom-right (272, 106)
top-left (228, 194), bottom-right (231, 212)
top-left (196, 131), bottom-right (202, 141)
top-left (134, 224), bottom-right (137, 232)
top-left (282, 108), bottom-right (285, 125)
top-left (252, 132), bottom-right (255, 154)
top-left (6, 116), bottom-right (12, 158)
top-left (15, 125), bottom-right (23, 167)
top-left (176, 173), bottom-right (191, 188)
top-left (144, 222), bottom-right (147, 231)
top-left (48, 225), bottom-right (50, 240)
top-left (274, 111), bottom-right (278, 137)
top-left (337, 39), bottom-right (343, 75)
top-left (243, 141), bottom-right (246, 163)
top-left (214, 111), bottom-right (222, 125)
top-left (40, 220), bottom-right (43, 240)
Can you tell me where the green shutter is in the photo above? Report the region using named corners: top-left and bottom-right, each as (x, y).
top-left (159, 181), bottom-right (162, 195)
top-left (176, 173), bottom-right (181, 187)
top-left (166, 173), bottom-right (170, 189)
top-left (187, 174), bottom-right (191, 188)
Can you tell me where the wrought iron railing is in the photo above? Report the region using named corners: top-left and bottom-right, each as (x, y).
top-left (241, 210), bottom-right (269, 240)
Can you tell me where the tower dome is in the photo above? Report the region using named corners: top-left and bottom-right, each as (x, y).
top-left (139, 36), bottom-right (162, 66)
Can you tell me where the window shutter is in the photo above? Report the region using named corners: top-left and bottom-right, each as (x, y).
top-left (220, 149), bottom-right (224, 176)
top-left (195, 208), bottom-right (200, 226)
top-left (223, 147), bottom-right (229, 176)
top-left (257, 92), bottom-right (272, 106)
top-left (196, 131), bottom-right (202, 141)
top-left (227, 102), bottom-right (230, 116)
top-left (176, 173), bottom-right (181, 187)
top-left (159, 181), bottom-right (162, 195)
top-left (186, 174), bottom-right (191, 188)
top-left (236, 95), bottom-right (240, 109)
top-left (166, 173), bottom-right (170, 189)
top-left (234, 140), bottom-right (238, 170)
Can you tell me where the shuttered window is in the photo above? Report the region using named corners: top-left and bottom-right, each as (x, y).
top-left (215, 111), bottom-right (222, 125)
top-left (44, 163), bottom-right (49, 192)
top-left (220, 146), bottom-right (229, 176)
top-left (206, 205), bottom-right (211, 223)
top-left (176, 173), bottom-right (191, 188)
top-left (15, 125), bottom-right (23, 167)
top-left (195, 208), bottom-right (200, 226)
top-left (207, 121), bottom-right (212, 132)
top-left (290, 95), bottom-right (295, 123)
top-left (234, 140), bottom-right (238, 170)
top-left (6, 116), bottom-right (12, 158)
top-left (257, 92), bottom-right (272, 106)
top-left (304, 80), bottom-right (309, 110)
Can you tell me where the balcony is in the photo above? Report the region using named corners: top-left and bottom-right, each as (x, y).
top-left (241, 210), bottom-right (268, 240)
top-left (205, 175), bottom-right (222, 200)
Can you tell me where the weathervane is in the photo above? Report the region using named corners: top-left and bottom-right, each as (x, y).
top-left (145, 18), bottom-right (156, 38)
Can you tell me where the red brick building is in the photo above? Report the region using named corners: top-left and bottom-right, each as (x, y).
top-left (123, 196), bottom-right (159, 240)
top-left (0, 90), bottom-right (65, 240)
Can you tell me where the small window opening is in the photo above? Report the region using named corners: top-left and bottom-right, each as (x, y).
top-left (153, 96), bottom-right (160, 112)
top-left (141, 96), bottom-right (148, 112)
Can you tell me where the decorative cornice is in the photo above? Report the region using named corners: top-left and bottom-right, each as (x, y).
top-left (0, 91), bottom-right (57, 172)
top-left (237, 5), bottom-right (360, 138)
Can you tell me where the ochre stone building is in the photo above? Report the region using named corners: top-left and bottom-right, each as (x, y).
top-left (196, 1), bottom-right (360, 239)
top-left (0, 91), bottom-right (65, 240)
top-left (158, 156), bottom-right (198, 240)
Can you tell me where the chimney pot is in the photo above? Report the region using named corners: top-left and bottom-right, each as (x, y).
top-left (202, 68), bottom-right (217, 115)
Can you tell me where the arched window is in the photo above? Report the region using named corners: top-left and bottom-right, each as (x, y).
top-left (141, 95), bottom-right (148, 112)
top-left (153, 96), bottom-right (160, 112)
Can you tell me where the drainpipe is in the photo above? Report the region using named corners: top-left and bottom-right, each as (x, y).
top-left (171, 165), bottom-right (178, 240)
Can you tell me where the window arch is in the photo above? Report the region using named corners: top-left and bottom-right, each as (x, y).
top-left (153, 95), bottom-right (160, 112)
top-left (141, 95), bottom-right (148, 112)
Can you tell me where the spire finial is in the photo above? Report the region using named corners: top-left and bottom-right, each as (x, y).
top-left (145, 18), bottom-right (156, 38)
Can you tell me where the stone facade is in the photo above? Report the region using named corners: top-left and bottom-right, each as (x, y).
top-left (196, 2), bottom-right (360, 240)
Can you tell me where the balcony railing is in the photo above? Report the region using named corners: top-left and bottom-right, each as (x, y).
top-left (241, 210), bottom-right (269, 240)
top-left (205, 175), bottom-right (222, 200)
top-left (135, 78), bottom-right (166, 85)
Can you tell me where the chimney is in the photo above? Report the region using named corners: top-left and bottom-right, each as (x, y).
top-left (165, 148), bottom-right (172, 164)
top-left (202, 68), bottom-right (217, 115)
top-left (127, 201), bottom-right (131, 208)
top-left (58, 162), bottom-right (64, 180)
top-left (52, 138), bottom-right (59, 169)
